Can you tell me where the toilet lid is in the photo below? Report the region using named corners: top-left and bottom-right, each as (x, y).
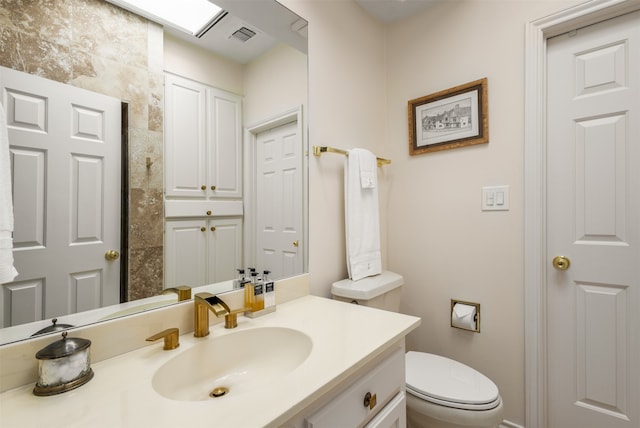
top-left (405, 352), bottom-right (500, 410)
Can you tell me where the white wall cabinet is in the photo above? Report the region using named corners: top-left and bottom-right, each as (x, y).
top-left (164, 217), bottom-right (242, 288)
top-left (164, 73), bottom-right (242, 200)
top-left (164, 73), bottom-right (244, 288)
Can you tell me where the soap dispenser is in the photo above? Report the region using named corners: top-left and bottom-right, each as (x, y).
top-left (246, 270), bottom-right (275, 318)
top-left (263, 270), bottom-right (276, 311)
top-left (234, 268), bottom-right (245, 289)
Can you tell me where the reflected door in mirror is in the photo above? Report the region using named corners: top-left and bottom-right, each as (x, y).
top-left (256, 120), bottom-right (303, 279)
top-left (1, 67), bottom-right (121, 328)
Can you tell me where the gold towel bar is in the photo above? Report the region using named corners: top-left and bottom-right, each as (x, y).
top-left (312, 145), bottom-right (391, 166)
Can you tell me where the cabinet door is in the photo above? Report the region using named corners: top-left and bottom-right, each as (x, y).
top-left (364, 392), bottom-right (406, 428)
top-left (207, 217), bottom-right (243, 283)
top-left (164, 219), bottom-right (207, 287)
top-left (208, 87), bottom-right (242, 199)
top-left (165, 74), bottom-right (207, 198)
top-left (305, 347), bottom-right (405, 428)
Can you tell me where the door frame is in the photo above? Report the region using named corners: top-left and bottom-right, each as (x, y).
top-left (243, 105), bottom-right (308, 271)
top-left (524, 1), bottom-right (640, 426)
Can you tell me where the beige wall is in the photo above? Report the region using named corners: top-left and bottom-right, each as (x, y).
top-left (281, 0), bottom-right (585, 425)
top-left (243, 43), bottom-right (308, 126)
top-left (279, 0), bottom-right (389, 297)
top-left (164, 33), bottom-right (244, 95)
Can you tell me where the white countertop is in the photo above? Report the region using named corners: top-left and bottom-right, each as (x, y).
top-left (0, 296), bottom-right (420, 428)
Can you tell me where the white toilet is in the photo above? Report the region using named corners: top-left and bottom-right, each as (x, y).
top-left (331, 271), bottom-right (504, 428)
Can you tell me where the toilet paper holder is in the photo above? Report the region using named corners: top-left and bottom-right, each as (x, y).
top-left (450, 299), bottom-right (481, 333)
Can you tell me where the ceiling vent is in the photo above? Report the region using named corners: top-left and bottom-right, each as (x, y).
top-left (230, 27), bottom-right (257, 42)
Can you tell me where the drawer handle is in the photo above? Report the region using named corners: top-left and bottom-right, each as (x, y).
top-left (363, 391), bottom-right (377, 410)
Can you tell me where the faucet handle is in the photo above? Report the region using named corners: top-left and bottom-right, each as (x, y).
top-left (146, 328), bottom-right (180, 350)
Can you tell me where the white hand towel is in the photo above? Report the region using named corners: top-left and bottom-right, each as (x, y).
top-left (345, 148), bottom-right (381, 281)
top-left (0, 102), bottom-right (18, 284)
top-left (359, 150), bottom-right (376, 189)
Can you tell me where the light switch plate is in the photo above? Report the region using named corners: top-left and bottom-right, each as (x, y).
top-left (482, 185), bottom-right (509, 211)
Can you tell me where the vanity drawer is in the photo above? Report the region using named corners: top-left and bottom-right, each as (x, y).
top-left (305, 346), bottom-right (405, 428)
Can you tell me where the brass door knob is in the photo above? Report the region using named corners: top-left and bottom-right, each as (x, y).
top-left (293, 240), bottom-right (299, 247)
top-left (552, 255), bottom-right (570, 271)
top-left (105, 250), bottom-right (120, 260)
top-left (201, 185), bottom-right (206, 191)
top-left (201, 227), bottom-right (206, 232)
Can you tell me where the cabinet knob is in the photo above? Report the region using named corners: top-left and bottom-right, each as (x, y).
top-left (201, 185), bottom-right (206, 191)
top-left (363, 391), bottom-right (377, 410)
top-left (200, 227), bottom-right (206, 232)
top-left (206, 210), bottom-right (212, 216)
top-left (211, 185), bottom-right (216, 191)
top-left (210, 226), bottom-right (216, 232)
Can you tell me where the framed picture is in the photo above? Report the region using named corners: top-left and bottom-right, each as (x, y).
top-left (408, 78), bottom-right (488, 155)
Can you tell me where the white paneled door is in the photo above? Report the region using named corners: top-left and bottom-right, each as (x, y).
top-left (256, 120), bottom-right (303, 280)
top-left (0, 67), bottom-right (121, 328)
top-left (546, 11), bottom-right (640, 428)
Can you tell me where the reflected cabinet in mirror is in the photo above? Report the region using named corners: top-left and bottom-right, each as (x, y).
top-left (0, 0), bottom-right (308, 345)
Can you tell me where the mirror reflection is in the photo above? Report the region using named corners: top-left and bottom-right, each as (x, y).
top-left (0, 0), bottom-right (308, 345)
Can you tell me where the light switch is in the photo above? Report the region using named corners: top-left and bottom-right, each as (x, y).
top-left (482, 185), bottom-right (509, 211)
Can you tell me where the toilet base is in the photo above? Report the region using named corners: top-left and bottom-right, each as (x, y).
top-left (406, 391), bottom-right (504, 428)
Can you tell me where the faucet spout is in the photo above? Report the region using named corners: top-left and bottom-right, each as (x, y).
top-left (161, 285), bottom-right (192, 302)
top-left (194, 292), bottom-right (243, 336)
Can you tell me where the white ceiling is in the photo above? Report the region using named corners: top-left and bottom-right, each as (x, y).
top-left (355, 0), bottom-right (440, 22)
top-left (107, 0), bottom-right (307, 64)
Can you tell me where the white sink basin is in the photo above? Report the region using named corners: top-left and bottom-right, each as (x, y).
top-left (152, 327), bottom-right (312, 401)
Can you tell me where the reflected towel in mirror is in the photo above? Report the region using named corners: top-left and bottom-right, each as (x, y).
top-left (0, 102), bottom-right (18, 284)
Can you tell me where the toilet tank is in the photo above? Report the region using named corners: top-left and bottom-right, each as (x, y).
top-left (331, 271), bottom-right (404, 312)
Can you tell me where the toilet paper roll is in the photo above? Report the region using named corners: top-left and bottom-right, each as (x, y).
top-left (452, 302), bottom-right (477, 331)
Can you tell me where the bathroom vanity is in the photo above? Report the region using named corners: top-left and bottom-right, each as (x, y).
top-left (0, 283), bottom-right (420, 427)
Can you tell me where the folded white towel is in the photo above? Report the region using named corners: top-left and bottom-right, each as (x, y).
top-left (358, 150), bottom-right (376, 189)
top-left (345, 148), bottom-right (382, 281)
top-left (0, 102), bottom-right (18, 284)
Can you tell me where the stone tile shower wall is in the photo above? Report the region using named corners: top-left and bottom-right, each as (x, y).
top-left (0, 0), bottom-right (164, 300)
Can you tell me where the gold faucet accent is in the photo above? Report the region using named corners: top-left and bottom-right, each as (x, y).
top-left (161, 285), bottom-right (192, 301)
top-left (194, 292), bottom-right (248, 336)
top-left (146, 328), bottom-right (180, 350)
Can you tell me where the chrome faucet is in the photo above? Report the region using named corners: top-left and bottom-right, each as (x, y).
top-left (194, 292), bottom-right (247, 336)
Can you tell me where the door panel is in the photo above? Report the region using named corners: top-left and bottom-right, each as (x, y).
top-left (0, 67), bottom-right (121, 327)
top-left (256, 121), bottom-right (303, 280)
top-left (546, 11), bottom-right (640, 428)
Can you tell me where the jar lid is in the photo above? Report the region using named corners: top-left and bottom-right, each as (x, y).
top-left (35, 332), bottom-right (91, 360)
top-left (31, 318), bottom-right (74, 337)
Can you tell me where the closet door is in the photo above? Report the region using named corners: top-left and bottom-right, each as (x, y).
top-left (164, 73), bottom-right (207, 199)
top-left (164, 219), bottom-right (207, 288)
top-left (207, 217), bottom-right (243, 283)
top-left (207, 87), bottom-right (242, 199)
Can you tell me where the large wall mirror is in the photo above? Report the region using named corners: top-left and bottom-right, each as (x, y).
top-left (0, 0), bottom-right (308, 345)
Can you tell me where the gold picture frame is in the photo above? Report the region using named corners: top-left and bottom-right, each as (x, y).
top-left (408, 78), bottom-right (488, 155)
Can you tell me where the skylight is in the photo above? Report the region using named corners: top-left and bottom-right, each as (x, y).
top-left (106, 0), bottom-right (224, 35)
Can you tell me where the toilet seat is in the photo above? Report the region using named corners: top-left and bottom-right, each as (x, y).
top-left (405, 352), bottom-right (501, 411)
